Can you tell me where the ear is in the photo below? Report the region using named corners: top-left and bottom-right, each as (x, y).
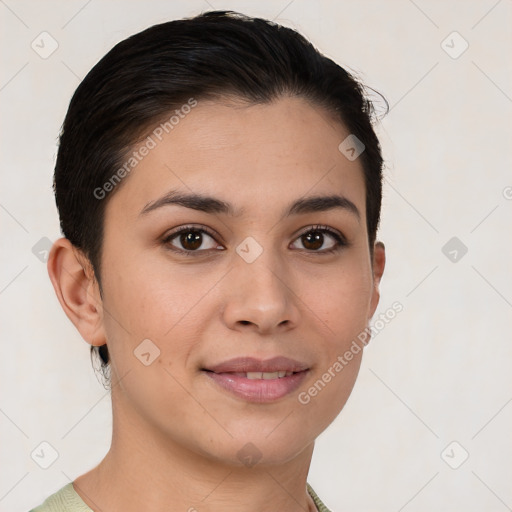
top-left (47, 237), bottom-right (106, 347)
top-left (368, 241), bottom-right (386, 319)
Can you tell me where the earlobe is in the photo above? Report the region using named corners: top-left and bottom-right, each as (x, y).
top-left (47, 238), bottom-right (106, 346)
top-left (368, 241), bottom-right (386, 318)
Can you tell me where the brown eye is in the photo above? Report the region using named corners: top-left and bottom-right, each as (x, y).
top-left (301, 231), bottom-right (325, 251)
top-left (291, 226), bottom-right (346, 253)
top-left (179, 230), bottom-right (203, 251)
top-left (163, 226), bottom-right (222, 254)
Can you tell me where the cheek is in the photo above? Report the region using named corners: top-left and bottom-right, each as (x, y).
top-left (99, 265), bottom-right (200, 415)
top-left (101, 249), bottom-right (214, 337)
top-left (301, 261), bottom-right (372, 409)
top-left (298, 281), bottom-right (369, 431)
top-left (310, 262), bottom-right (373, 337)
top-left (98, 253), bottom-right (222, 393)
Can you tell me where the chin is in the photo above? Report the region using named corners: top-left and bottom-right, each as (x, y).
top-left (194, 424), bottom-right (315, 469)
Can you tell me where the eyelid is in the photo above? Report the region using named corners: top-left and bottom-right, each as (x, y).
top-left (291, 224), bottom-right (348, 253)
top-left (161, 224), bottom-right (224, 254)
top-left (165, 224), bottom-right (220, 241)
top-left (294, 224), bottom-right (346, 242)
top-left (162, 223), bottom-right (348, 255)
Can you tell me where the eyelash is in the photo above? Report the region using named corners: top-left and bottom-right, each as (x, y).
top-left (161, 224), bottom-right (348, 257)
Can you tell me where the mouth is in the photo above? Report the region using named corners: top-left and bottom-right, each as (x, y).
top-left (205, 370), bottom-right (296, 379)
top-left (201, 356), bottom-right (310, 403)
top-left (202, 355), bottom-right (310, 374)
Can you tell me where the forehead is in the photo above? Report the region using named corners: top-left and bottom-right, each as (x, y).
top-left (105, 96), bottom-right (366, 222)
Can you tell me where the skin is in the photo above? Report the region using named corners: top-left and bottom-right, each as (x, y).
top-left (48, 95), bottom-right (385, 512)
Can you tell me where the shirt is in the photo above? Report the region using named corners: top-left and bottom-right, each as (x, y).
top-left (29, 481), bottom-right (331, 512)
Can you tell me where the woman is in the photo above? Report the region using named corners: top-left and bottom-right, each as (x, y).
top-left (32, 10), bottom-right (386, 512)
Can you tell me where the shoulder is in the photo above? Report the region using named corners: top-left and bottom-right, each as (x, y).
top-left (307, 482), bottom-right (332, 512)
top-left (31, 481), bottom-right (329, 512)
top-left (29, 482), bottom-right (93, 512)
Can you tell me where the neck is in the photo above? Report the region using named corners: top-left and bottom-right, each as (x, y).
top-left (73, 393), bottom-right (318, 512)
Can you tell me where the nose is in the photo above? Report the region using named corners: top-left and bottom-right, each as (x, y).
top-left (221, 249), bottom-right (301, 335)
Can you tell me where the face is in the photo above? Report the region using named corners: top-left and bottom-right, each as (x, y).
top-left (95, 96), bottom-right (383, 466)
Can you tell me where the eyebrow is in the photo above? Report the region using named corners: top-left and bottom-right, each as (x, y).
top-left (139, 189), bottom-right (360, 220)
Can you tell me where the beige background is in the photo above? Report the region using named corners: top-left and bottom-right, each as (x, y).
top-left (1, 1), bottom-right (511, 511)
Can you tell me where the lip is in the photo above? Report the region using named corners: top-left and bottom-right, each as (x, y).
top-left (204, 370), bottom-right (309, 403)
top-left (204, 356), bottom-right (310, 374)
top-left (202, 356), bottom-right (310, 403)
